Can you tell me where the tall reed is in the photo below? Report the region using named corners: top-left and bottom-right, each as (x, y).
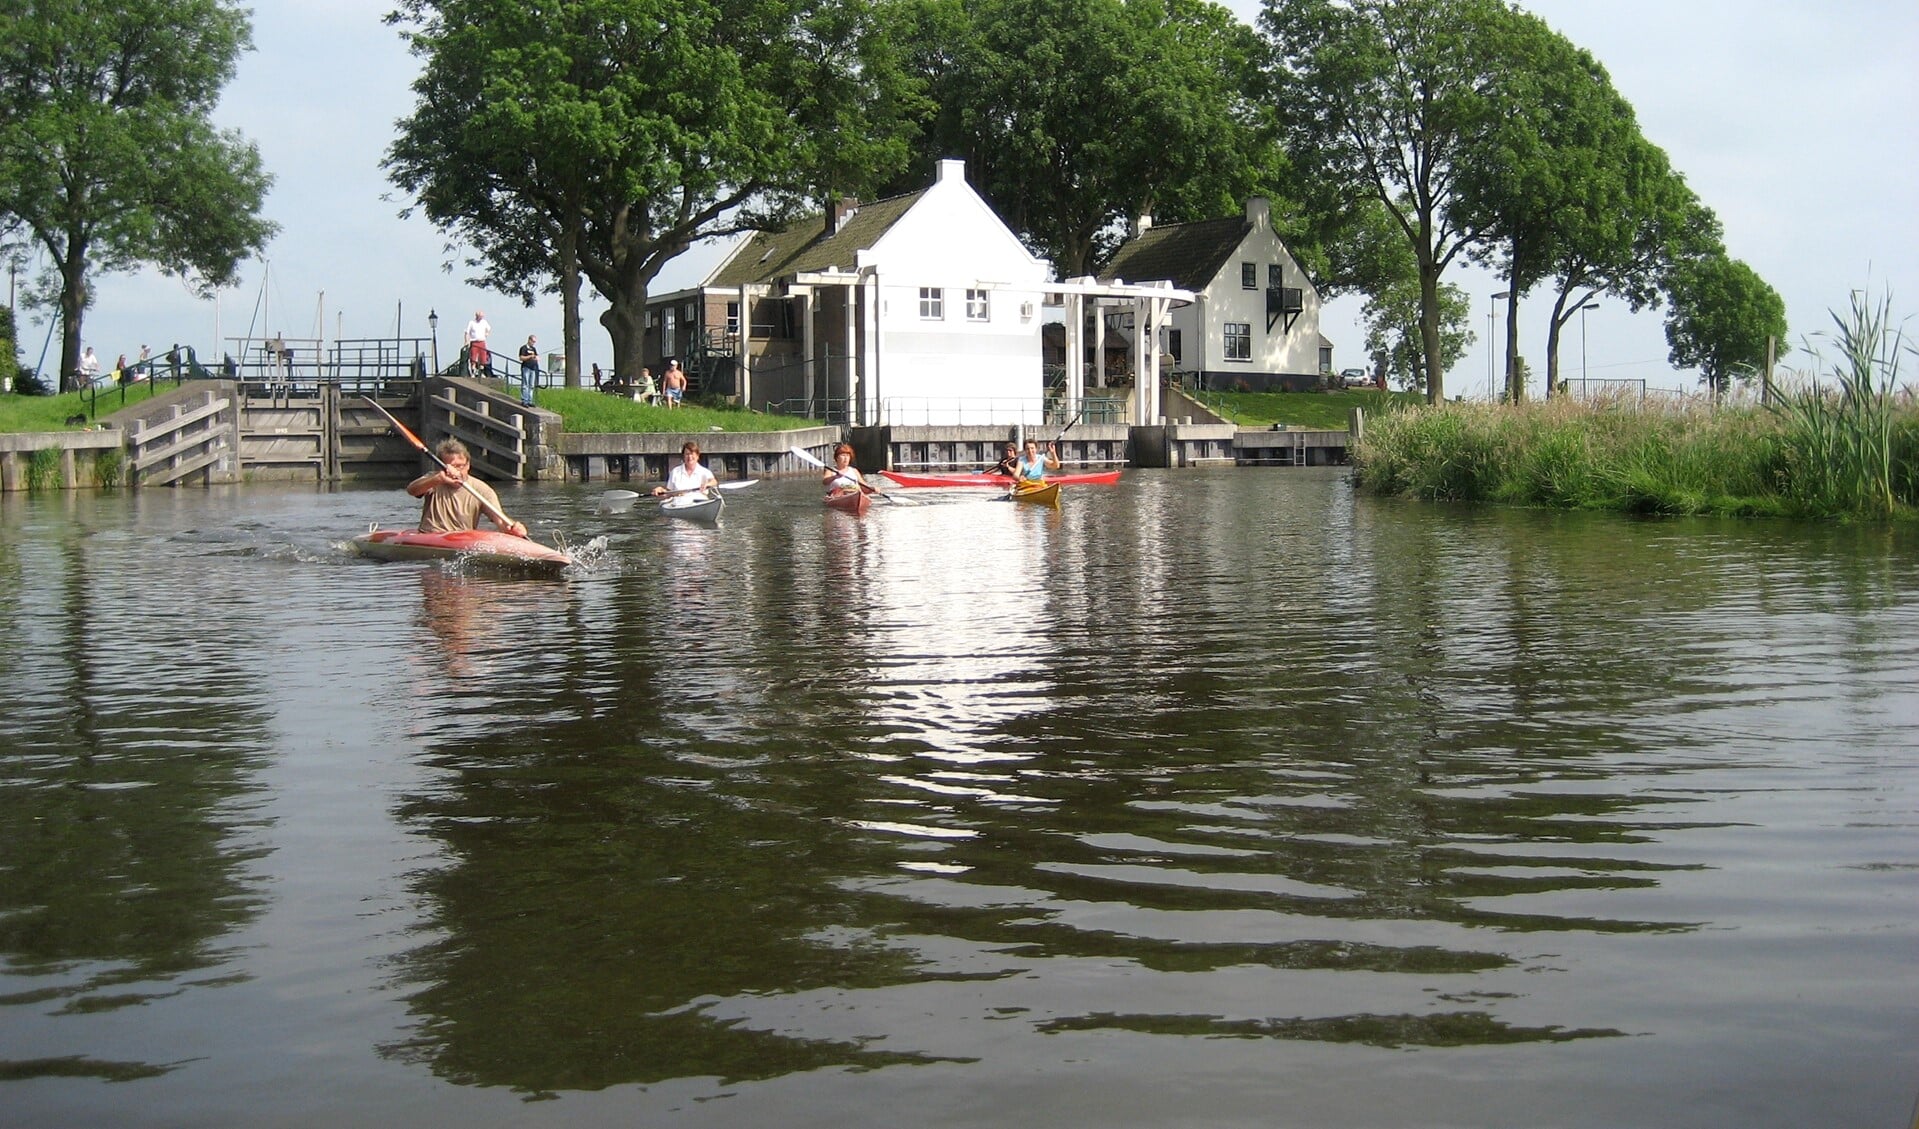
top-left (1766, 292), bottom-right (1911, 518)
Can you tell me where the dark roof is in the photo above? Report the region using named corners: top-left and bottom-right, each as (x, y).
top-left (1099, 216), bottom-right (1252, 292)
top-left (707, 190), bottom-right (926, 288)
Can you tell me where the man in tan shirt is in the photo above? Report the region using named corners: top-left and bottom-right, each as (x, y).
top-left (407, 438), bottom-right (527, 537)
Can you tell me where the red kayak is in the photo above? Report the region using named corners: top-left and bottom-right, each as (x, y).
top-left (878, 469), bottom-right (1123, 489)
top-left (349, 527), bottom-right (573, 574)
top-left (824, 489), bottom-right (872, 515)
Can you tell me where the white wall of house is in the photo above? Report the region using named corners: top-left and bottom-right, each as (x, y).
top-left (1168, 201), bottom-right (1324, 384)
top-left (858, 159), bottom-right (1053, 425)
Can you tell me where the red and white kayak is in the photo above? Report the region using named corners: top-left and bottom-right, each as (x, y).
top-left (878, 469), bottom-right (1122, 489)
top-left (824, 489), bottom-right (872, 515)
top-left (349, 527), bottom-right (573, 574)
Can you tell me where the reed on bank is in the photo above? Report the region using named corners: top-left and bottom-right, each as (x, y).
top-left (1353, 296), bottom-right (1917, 521)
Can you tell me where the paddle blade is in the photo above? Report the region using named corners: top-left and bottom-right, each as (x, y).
top-left (598, 489), bottom-right (640, 514)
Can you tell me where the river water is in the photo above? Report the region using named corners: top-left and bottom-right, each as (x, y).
top-left (1, 468), bottom-right (1914, 1128)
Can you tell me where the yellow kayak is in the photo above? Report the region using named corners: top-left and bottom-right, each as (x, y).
top-left (1010, 481), bottom-right (1060, 506)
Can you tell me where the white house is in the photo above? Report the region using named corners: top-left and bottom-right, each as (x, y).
top-left (645, 159), bottom-right (1056, 426)
top-left (1099, 198), bottom-right (1330, 393)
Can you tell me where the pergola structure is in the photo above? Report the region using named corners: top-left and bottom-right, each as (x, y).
top-left (1047, 276), bottom-right (1196, 425)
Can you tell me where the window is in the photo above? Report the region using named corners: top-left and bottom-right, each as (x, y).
top-left (1167, 328), bottom-right (1182, 363)
top-left (1268, 264), bottom-right (1284, 289)
top-left (919, 287), bottom-right (944, 319)
top-left (1224, 322), bottom-right (1252, 361)
top-left (725, 301), bottom-right (740, 338)
top-left (1241, 262), bottom-right (1257, 289)
top-left (965, 289), bottom-right (990, 322)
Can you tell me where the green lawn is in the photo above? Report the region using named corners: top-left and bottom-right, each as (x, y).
top-left (1202, 387), bottom-right (1421, 430)
top-left (533, 387), bottom-right (823, 432)
top-left (0, 382), bottom-right (168, 431)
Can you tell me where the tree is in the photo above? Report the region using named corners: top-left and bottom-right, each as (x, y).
top-left (386, 0), bottom-right (918, 386)
top-left (889, 0), bottom-right (1271, 278)
top-left (0, 0), bottom-right (274, 389)
top-left (1362, 276), bottom-right (1471, 393)
top-left (1449, 9), bottom-right (1723, 400)
top-left (1663, 254), bottom-right (1787, 398)
top-left (1261, 0), bottom-right (1508, 403)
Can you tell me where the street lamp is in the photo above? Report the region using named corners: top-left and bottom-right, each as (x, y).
top-left (1488, 291), bottom-right (1509, 400)
top-left (427, 308), bottom-right (439, 375)
top-left (1578, 300), bottom-right (1599, 391)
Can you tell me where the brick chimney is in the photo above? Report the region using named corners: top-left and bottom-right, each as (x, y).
top-left (827, 197), bottom-right (860, 235)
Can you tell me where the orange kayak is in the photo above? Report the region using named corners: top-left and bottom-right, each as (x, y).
top-left (349, 528), bottom-right (572, 574)
top-left (824, 489), bottom-right (872, 515)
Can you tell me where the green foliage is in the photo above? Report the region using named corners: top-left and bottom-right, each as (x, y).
top-left (1363, 279), bottom-right (1473, 393)
top-left (1663, 255), bottom-right (1789, 395)
top-left (1205, 387), bottom-right (1421, 430)
top-left (25, 447), bottom-right (61, 491)
top-left (1354, 366), bottom-right (1918, 521)
top-left (93, 445), bottom-right (124, 488)
top-left (386, 0), bottom-right (916, 385)
top-left (1261, 0), bottom-right (1512, 402)
top-left (1766, 291), bottom-right (1911, 518)
top-left (0, 0), bottom-right (275, 385)
top-left (538, 388), bottom-right (821, 434)
top-left (889, 0), bottom-right (1271, 277)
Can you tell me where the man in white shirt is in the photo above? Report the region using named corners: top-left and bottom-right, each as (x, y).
top-left (77, 346), bottom-right (100, 389)
top-left (463, 311), bottom-right (492, 375)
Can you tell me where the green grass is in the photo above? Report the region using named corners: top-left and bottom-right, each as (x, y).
top-left (533, 387), bottom-right (823, 432)
top-left (1201, 387), bottom-right (1422, 430)
top-left (0, 383), bottom-right (168, 431)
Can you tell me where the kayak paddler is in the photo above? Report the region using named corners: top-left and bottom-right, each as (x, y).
top-left (1016, 439), bottom-right (1060, 483)
top-left (407, 438), bottom-right (528, 538)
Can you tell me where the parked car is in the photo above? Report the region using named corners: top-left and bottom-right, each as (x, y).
top-left (1340, 368), bottom-right (1372, 387)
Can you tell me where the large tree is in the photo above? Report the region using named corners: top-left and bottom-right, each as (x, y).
top-left (1362, 275), bottom-right (1471, 393)
top-left (1261, 0), bottom-right (1509, 403)
top-left (386, 0), bottom-right (917, 386)
top-left (1663, 254), bottom-right (1787, 398)
top-left (1452, 11), bottom-right (1718, 400)
top-left (0, 0), bottom-right (274, 389)
top-left (889, 0), bottom-right (1272, 278)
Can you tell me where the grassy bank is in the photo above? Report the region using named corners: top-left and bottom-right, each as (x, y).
top-left (1356, 396), bottom-right (1919, 519)
top-left (531, 388), bottom-right (821, 432)
top-left (1203, 387), bottom-right (1422, 430)
top-left (1354, 299), bottom-right (1917, 520)
top-left (0, 383), bottom-right (168, 431)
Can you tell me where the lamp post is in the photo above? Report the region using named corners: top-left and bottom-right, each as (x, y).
top-left (1578, 300), bottom-right (1599, 391)
top-left (427, 309), bottom-right (439, 375)
top-left (1488, 291), bottom-right (1509, 401)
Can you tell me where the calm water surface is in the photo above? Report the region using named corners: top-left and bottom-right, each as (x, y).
top-left (1, 469), bottom-right (1914, 1128)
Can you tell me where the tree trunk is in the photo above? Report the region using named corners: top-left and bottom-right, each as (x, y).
top-left (559, 220), bottom-right (583, 389)
top-left (58, 235), bottom-right (88, 391)
top-left (1420, 266), bottom-right (1444, 404)
top-left (1503, 289), bottom-right (1522, 403)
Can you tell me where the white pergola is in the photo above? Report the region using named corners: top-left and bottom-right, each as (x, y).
top-left (1047, 276), bottom-right (1196, 425)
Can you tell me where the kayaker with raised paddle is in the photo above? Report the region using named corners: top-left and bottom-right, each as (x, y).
top-left (407, 438), bottom-right (528, 538)
top-left (1016, 438), bottom-right (1060, 483)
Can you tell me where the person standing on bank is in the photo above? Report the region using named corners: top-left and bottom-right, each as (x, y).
top-left (662, 359), bottom-right (686, 407)
top-left (463, 310), bottom-right (492, 376)
top-left (517, 335), bottom-right (540, 407)
top-left (407, 438), bottom-right (527, 538)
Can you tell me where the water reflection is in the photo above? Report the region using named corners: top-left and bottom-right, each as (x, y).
top-left (0, 497), bottom-right (275, 1082)
top-left (2, 475), bottom-right (1914, 1124)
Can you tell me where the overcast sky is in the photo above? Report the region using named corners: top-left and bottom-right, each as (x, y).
top-left (40, 0), bottom-right (1919, 395)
